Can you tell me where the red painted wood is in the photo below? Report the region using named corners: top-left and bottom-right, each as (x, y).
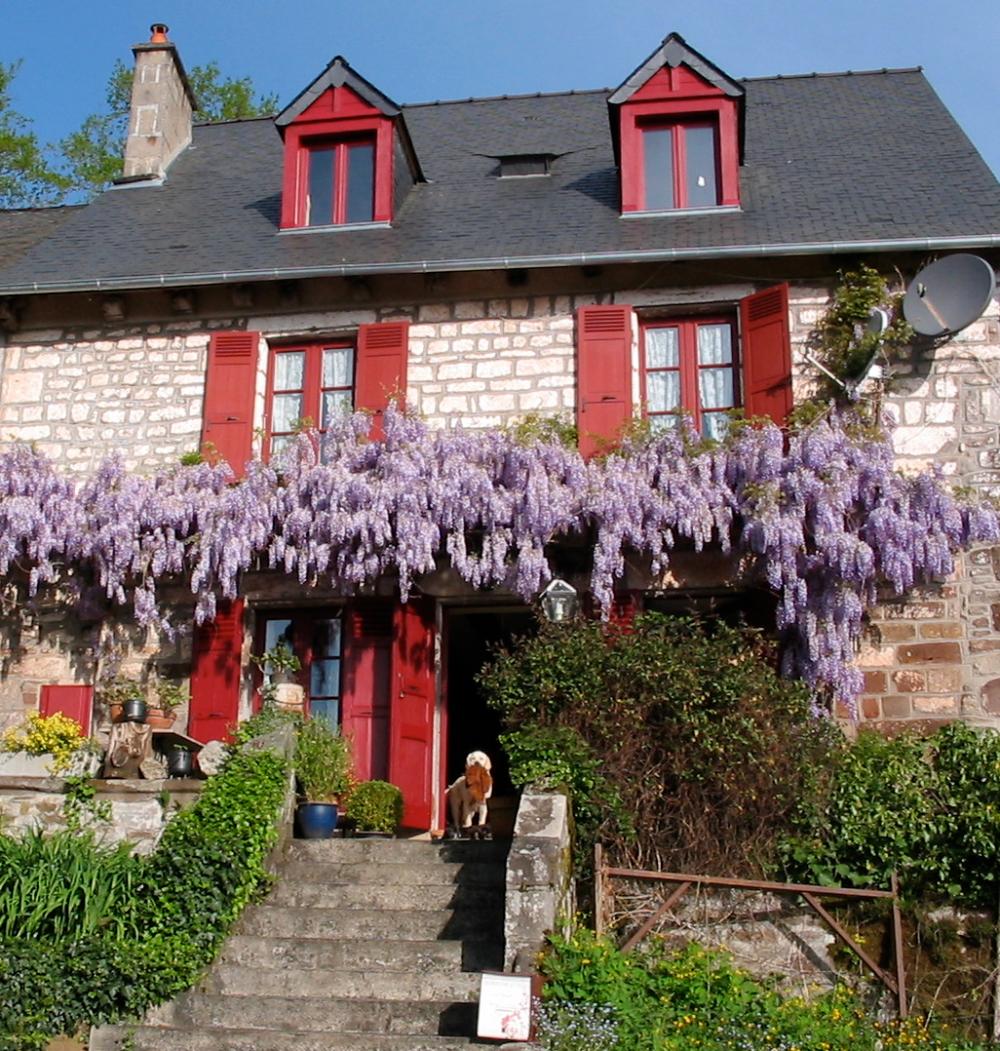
top-left (341, 603), bottom-right (393, 782)
top-left (39, 685), bottom-right (93, 736)
top-left (279, 85), bottom-right (395, 227)
top-left (609, 592), bottom-right (642, 630)
top-left (576, 305), bottom-right (633, 458)
top-left (189, 599), bottom-right (245, 743)
top-left (388, 598), bottom-right (436, 830)
top-left (201, 332), bottom-right (260, 479)
top-left (740, 284), bottom-right (793, 426)
top-left (355, 322), bottom-right (409, 440)
top-left (631, 65), bottom-right (726, 102)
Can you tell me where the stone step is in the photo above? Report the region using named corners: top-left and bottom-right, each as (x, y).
top-left (145, 993), bottom-right (478, 1036)
top-left (218, 935), bottom-right (503, 974)
top-left (90, 1024), bottom-right (484, 1051)
top-left (267, 878), bottom-right (505, 912)
top-left (286, 838), bottom-right (509, 866)
top-left (238, 904), bottom-right (499, 941)
top-left (279, 859), bottom-right (506, 888)
top-left (201, 964), bottom-right (481, 1002)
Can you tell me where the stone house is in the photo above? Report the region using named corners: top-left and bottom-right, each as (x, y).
top-left (0, 24), bottom-right (999, 831)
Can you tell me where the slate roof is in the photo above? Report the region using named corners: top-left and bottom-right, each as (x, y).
top-left (0, 206), bottom-right (79, 271)
top-left (1, 68), bottom-right (998, 295)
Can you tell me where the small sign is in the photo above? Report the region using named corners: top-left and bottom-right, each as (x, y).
top-left (476, 972), bottom-right (533, 1042)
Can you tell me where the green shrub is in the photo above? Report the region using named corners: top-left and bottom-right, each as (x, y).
top-left (538, 928), bottom-right (985, 1051)
top-left (347, 780), bottom-right (403, 833)
top-left (781, 723), bottom-right (1000, 904)
top-left (0, 745), bottom-right (288, 1047)
top-left (294, 718), bottom-right (352, 803)
top-left (479, 613), bottom-right (841, 875)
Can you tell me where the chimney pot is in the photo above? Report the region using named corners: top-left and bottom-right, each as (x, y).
top-left (150, 23), bottom-right (169, 43)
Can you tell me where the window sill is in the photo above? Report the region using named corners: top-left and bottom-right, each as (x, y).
top-left (622, 205), bottom-right (742, 219)
top-left (280, 221), bottom-right (393, 235)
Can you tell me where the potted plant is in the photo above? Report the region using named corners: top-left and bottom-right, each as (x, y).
top-left (95, 674), bottom-right (139, 724)
top-left (0, 712), bottom-right (102, 777)
top-left (294, 718), bottom-right (352, 838)
top-left (166, 743), bottom-right (194, 778)
top-left (147, 678), bottom-right (187, 731)
top-left (346, 780), bottom-right (403, 837)
top-left (252, 641), bottom-right (304, 712)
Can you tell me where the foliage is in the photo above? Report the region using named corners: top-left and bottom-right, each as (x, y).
top-left (294, 718), bottom-right (352, 803)
top-left (230, 705), bottom-right (303, 748)
top-left (0, 407), bottom-right (997, 709)
top-left (347, 780), bottom-right (403, 833)
top-left (62, 774), bottom-right (112, 830)
top-left (58, 58), bottom-right (278, 198)
top-left (0, 746), bottom-right (288, 1046)
top-left (0, 61), bottom-right (66, 207)
top-left (801, 263), bottom-right (914, 408)
top-left (481, 614), bottom-right (842, 873)
top-left (95, 674), bottom-right (142, 709)
top-left (538, 928), bottom-right (986, 1051)
top-left (0, 712), bottom-right (91, 773)
top-left (152, 678), bottom-right (186, 714)
top-left (0, 829), bottom-right (141, 943)
top-left (781, 723), bottom-right (1000, 905)
top-left (507, 412), bottom-right (578, 449)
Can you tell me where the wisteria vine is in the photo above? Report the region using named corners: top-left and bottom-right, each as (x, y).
top-left (1, 407), bottom-right (997, 708)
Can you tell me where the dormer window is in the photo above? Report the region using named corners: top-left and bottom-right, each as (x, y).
top-left (610, 34), bottom-right (743, 216)
top-left (275, 56), bottom-right (423, 231)
top-left (303, 136), bottom-right (376, 226)
top-left (499, 154), bottom-right (552, 178)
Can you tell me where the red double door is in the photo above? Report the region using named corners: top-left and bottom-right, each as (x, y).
top-left (189, 596), bottom-right (440, 831)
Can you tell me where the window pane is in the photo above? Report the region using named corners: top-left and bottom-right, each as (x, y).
top-left (685, 126), bottom-right (718, 208)
top-left (274, 351), bottom-right (305, 391)
top-left (264, 619), bottom-right (293, 654)
top-left (312, 618), bottom-right (342, 660)
top-left (699, 367), bottom-right (734, 410)
top-left (643, 129), bottom-right (674, 211)
top-left (697, 325), bottom-right (732, 366)
top-left (272, 393), bottom-right (304, 433)
top-left (270, 434), bottom-right (293, 457)
top-left (307, 148), bottom-right (335, 226)
top-left (650, 414), bottom-right (679, 434)
top-left (310, 698), bottom-right (339, 731)
top-left (702, 412), bottom-right (731, 441)
top-left (647, 370), bottom-right (680, 413)
top-left (321, 390), bottom-right (352, 428)
top-left (311, 659), bottom-right (341, 698)
top-left (646, 327), bottom-right (679, 369)
top-left (322, 347), bottom-right (354, 388)
top-left (346, 142), bottom-right (375, 223)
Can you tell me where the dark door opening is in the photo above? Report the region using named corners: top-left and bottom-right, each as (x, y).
top-left (444, 607), bottom-right (535, 829)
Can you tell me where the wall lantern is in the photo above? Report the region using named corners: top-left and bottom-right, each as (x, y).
top-left (539, 578), bottom-right (579, 624)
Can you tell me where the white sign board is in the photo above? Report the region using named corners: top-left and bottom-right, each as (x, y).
top-left (476, 972), bottom-right (533, 1042)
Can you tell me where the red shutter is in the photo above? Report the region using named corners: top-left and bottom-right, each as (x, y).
top-left (201, 332), bottom-right (260, 478)
top-left (740, 284), bottom-right (792, 426)
top-left (388, 597), bottom-right (436, 830)
top-left (576, 305), bottom-right (633, 458)
top-left (355, 322), bottom-right (409, 441)
top-left (188, 599), bottom-right (245, 743)
top-left (341, 603), bottom-right (393, 783)
top-left (39, 685), bottom-right (93, 737)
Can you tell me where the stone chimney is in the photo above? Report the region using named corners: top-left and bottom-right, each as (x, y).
top-left (122, 23), bottom-right (198, 179)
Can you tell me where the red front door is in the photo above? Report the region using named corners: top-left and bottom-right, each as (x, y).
top-left (388, 598), bottom-right (436, 830)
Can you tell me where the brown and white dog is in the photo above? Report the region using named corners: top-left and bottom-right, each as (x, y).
top-left (447, 750), bottom-right (493, 836)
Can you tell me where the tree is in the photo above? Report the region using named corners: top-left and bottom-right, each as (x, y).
top-left (59, 59), bottom-right (279, 199)
top-left (0, 61), bottom-right (66, 208)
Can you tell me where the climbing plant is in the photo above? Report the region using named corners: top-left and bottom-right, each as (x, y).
top-left (0, 406), bottom-right (996, 708)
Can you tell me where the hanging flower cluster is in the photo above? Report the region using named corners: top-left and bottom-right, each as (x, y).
top-left (1, 407), bottom-right (996, 708)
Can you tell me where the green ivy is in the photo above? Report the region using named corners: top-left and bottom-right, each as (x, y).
top-left (0, 747), bottom-right (288, 1047)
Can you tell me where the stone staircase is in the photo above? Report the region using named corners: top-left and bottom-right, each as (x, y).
top-left (91, 836), bottom-right (510, 1050)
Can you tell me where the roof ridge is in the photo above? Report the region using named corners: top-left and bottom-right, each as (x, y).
top-left (741, 65), bottom-right (923, 83)
top-left (403, 86), bottom-right (612, 109)
top-left (0, 203), bottom-right (84, 217)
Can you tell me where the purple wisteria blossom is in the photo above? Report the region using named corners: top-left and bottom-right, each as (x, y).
top-left (1, 407), bottom-right (996, 709)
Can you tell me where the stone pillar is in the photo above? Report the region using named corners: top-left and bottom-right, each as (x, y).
top-left (123, 24), bottom-right (197, 179)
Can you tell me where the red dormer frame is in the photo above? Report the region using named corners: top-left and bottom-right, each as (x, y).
top-left (611, 35), bottom-right (743, 215)
top-left (280, 85), bottom-right (394, 228)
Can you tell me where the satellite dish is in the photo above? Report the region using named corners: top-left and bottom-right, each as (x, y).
top-left (903, 254), bottom-right (996, 338)
top-left (865, 307), bottom-right (890, 336)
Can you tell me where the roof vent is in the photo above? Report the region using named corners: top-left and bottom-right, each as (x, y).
top-left (498, 154), bottom-right (552, 178)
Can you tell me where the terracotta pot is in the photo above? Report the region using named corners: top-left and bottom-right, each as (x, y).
top-left (146, 708), bottom-right (175, 730)
top-left (108, 703), bottom-right (125, 723)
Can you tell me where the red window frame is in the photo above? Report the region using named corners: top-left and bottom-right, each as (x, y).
top-left (641, 316), bottom-right (739, 436)
top-left (639, 119), bottom-right (720, 211)
top-left (265, 341), bottom-right (355, 457)
top-left (300, 135), bottom-right (376, 227)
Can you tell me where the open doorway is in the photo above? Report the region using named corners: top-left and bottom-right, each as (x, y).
top-left (444, 606), bottom-right (535, 834)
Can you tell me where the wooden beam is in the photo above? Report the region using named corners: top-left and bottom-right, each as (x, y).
top-left (620, 881), bottom-right (691, 954)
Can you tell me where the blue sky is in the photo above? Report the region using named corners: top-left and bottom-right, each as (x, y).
top-left (4, 0), bottom-right (999, 176)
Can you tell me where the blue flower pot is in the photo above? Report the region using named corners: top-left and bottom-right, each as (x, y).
top-left (296, 801), bottom-right (339, 838)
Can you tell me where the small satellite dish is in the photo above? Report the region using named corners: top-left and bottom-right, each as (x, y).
top-left (865, 307), bottom-right (890, 336)
top-left (903, 254), bottom-right (996, 338)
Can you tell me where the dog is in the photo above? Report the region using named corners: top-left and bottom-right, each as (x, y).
top-left (447, 750), bottom-right (493, 838)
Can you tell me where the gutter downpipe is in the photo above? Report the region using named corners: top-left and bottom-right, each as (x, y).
top-left (7, 234), bottom-right (1000, 296)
